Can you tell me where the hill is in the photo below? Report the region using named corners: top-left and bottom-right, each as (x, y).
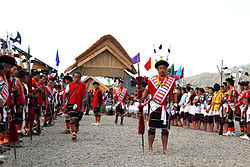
top-left (184, 64), bottom-right (250, 88)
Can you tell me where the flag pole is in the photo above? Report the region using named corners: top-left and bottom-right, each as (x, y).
top-left (137, 53), bottom-right (140, 76)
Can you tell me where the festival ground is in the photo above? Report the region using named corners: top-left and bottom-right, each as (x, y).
top-left (2, 113), bottom-right (250, 167)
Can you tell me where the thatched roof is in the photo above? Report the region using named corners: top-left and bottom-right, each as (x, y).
top-left (64, 34), bottom-right (137, 75)
top-left (75, 35), bottom-right (133, 62)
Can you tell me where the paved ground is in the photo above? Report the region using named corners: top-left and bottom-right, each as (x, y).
top-left (2, 113), bottom-right (250, 167)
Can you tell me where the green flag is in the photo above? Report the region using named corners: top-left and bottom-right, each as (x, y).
top-left (107, 78), bottom-right (111, 85)
top-left (170, 64), bottom-right (175, 76)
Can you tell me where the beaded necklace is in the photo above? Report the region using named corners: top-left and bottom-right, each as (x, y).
top-left (157, 75), bottom-right (167, 86)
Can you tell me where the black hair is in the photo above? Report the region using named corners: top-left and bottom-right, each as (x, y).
top-left (199, 88), bottom-right (205, 94)
top-left (12, 63), bottom-right (18, 68)
top-left (17, 69), bottom-right (26, 78)
top-left (64, 75), bottom-right (73, 82)
top-left (48, 78), bottom-right (55, 82)
top-left (32, 71), bottom-right (40, 76)
top-left (93, 82), bottom-right (100, 86)
top-left (73, 72), bottom-right (81, 77)
top-left (208, 87), bottom-right (214, 92)
top-left (230, 81), bottom-right (234, 86)
top-left (182, 87), bottom-right (187, 93)
top-left (213, 83), bottom-right (220, 92)
top-left (40, 74), bottom-right (45, 78)
top-left (226, 78), bottom-right (234, 86)
top-left (186, 86), bottom-right (191, 91)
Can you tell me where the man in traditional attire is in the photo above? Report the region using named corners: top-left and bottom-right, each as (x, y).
top-left (0, 51), bottom-right (19, 162)
top-left (240, 81), bottom-right (250, 140)
top-left (140, 60), bottom-right (175, 155)
top-left (63, 72), bottom-right (86, 141)
top-left (92, 82), bottom-right (103, 126)
top-left (31, 71), bottom-right (43, 134)
top-left (235, 81), bottom-right (248, 136)
top-left (14, 69), bottom-right (27, 137)
top-left (45, 78), bottom-right (55, 127)
top-left (38, 75), bottom-right (47, 127)
top-left (223, 78), bottom-right (238, 136)
top-left (113, 80), bottom-right (128, 125)
top-left (61, 75), bottom-right (73, 134)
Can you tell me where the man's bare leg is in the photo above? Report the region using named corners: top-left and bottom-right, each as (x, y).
top-left (148, 129), bottom-right (155, 155)
top-left (162, 129), bottom-right (170, 155)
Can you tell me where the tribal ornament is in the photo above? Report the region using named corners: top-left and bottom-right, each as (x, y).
top-left (153, 43), bottom-right (171, 68)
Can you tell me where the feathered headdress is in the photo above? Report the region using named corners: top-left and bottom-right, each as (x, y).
top-left (0, 48), bottom-right (16, 65)
top-left (153, 44), bottom-right (171, 69)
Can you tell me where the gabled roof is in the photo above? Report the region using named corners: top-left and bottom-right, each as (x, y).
top-left (75, 34), bottom-right (133, 63)
top-left (82, 76), bottom-right (109, 91)
top-left (64, 34), bottom-right (137, 74)
top-left (64, 62), bottom-right (77, 74)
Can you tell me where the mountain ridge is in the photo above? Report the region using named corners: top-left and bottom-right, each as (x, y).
top-left (184, 64), bottom-right (250, 88)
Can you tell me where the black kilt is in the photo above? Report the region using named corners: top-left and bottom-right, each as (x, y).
top-left (149, 108), bottom-right (170, 129)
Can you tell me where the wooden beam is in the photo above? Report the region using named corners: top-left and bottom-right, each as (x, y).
top-left (105, 47), bottom-right (132, 71)
top-left (19, 53), bottom-right (24, 68)
top-left (77, 45), bottom-right (132, 71)
top-left (77, 46), bottom-right (108, 67)
top-left (81, 66), bottom-right (84, 76)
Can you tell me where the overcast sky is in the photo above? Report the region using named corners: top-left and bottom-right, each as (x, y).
top-left (1, 0), bottom-right (250, 78)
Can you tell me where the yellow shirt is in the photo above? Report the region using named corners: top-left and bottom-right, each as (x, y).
top-left (211, 90), bottom-right (222, 111)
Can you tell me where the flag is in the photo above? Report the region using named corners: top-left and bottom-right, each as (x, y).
top-left (170, 64), bottom-right (175, 76)
top-left (132, 53), bottom-right (140, 64)
top-left (176, 65), bottom-right (182, 77)
top-left (181, 67), bottom-right (184, 79)
top-left (92, 80), bottom-right (95, 86)
top-left (144, 57), bottom-right (151, 71)
top-left (6, 32), bottom-right (10, 50)
top-left (107, 78), bottom-right (111, 85)
top-left (27, 46), bottom-right (31, 59)
top-left (56, 49), bottom-right (60, 67)
top-left (27, 46), bottom-right (31, 72)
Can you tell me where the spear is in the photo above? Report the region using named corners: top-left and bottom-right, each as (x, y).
top-left (8, 111), bottom-right (18, 162)
top-left (136, 77), bottom-right (145, 153)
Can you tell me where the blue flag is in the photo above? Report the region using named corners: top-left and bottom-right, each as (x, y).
top-left (56, 49), bottom-right (60, 67)
top-left (132, 53), bottom-right (140, 64)
top-left (92, 80), bottom-right (95, 86)
top-left (176, 65), bottom-right (182, 77)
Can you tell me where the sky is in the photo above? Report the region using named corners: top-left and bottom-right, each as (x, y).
top-left (1, 0), bottom-right (250, 78)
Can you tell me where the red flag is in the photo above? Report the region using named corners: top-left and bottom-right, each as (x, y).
top-left (144, 57), bottom-right (151, 71)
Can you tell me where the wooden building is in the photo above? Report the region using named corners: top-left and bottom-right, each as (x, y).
top-left (64, 34), bottom-right (137, 78)
top-left (82, 76), bottom-right (109, 92)
top-left (1, 38), bottom-right (56, 73)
